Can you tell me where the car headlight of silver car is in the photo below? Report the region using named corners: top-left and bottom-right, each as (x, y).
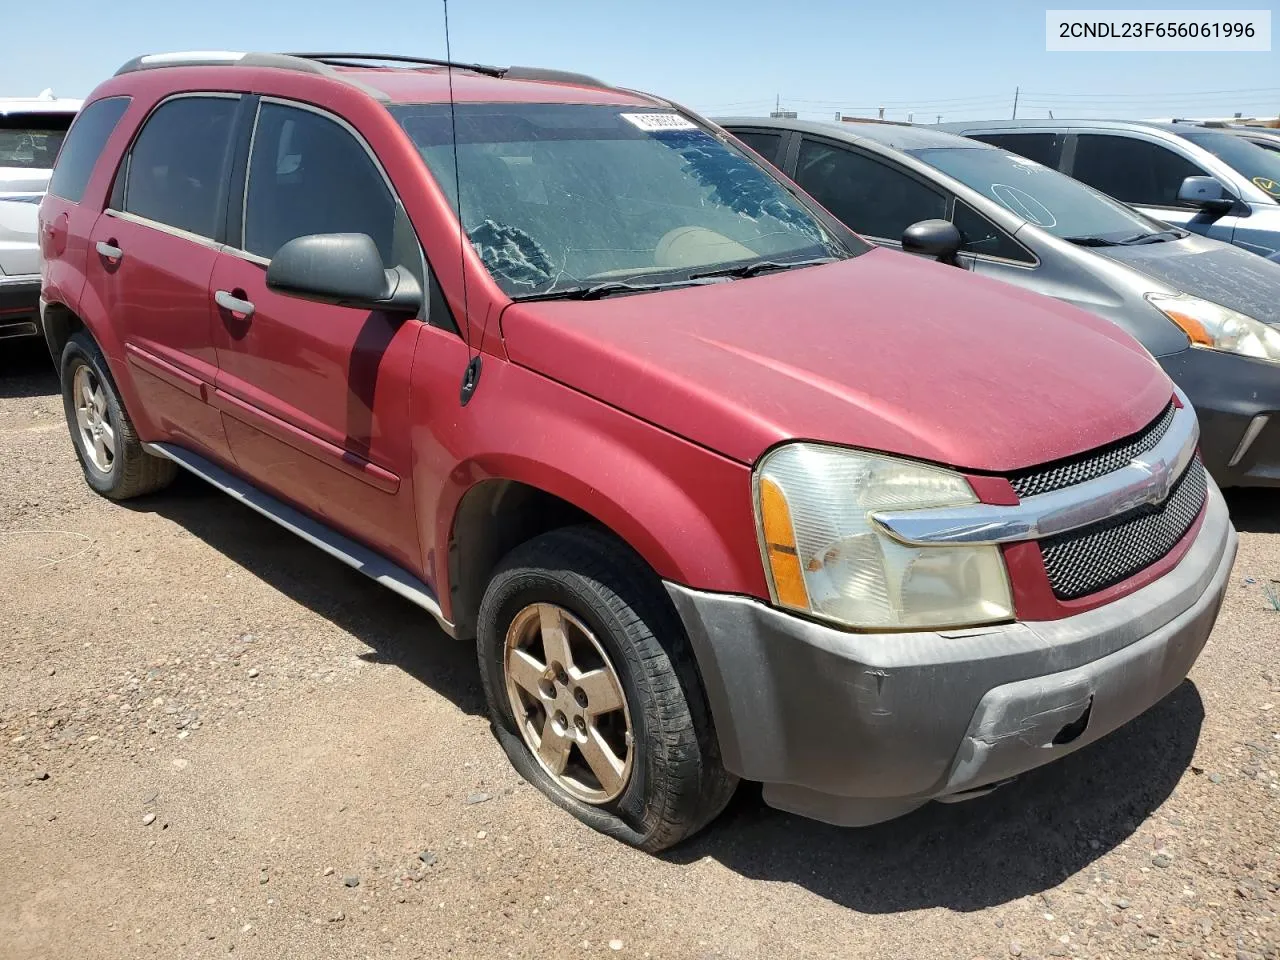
top-left (1147, 292), bottom-right (1280, 362)
top-left (754, 444), bottom-right (1013, 630)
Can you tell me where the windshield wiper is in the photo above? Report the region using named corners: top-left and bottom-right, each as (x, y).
top-left (1063, 235), bottom-right (1123, 247)
top-left (514, 279), bottom-right (713, 302)
top-left (688, 256), bottom-right (839, 281)
top-left (1116, 229), bottom-right (1188, 245)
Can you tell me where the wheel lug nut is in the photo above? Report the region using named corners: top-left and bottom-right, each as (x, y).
top-left (573, 688), bottom-right (588, 708)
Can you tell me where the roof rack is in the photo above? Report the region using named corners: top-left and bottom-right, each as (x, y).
top-left (286, 52), bottom-right (505, 78)
top-left (291, 54), bottom-right (607, 88)
top-left (113, 51), bottom-right (610, 95)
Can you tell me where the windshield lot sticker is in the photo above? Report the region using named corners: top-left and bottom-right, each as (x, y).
top-left (990, 183), bottom-right (1058, 228)
top-left (1253, 176), bottom-right (1280, 198)
top-left (621, 113), bottom-right (699, 132)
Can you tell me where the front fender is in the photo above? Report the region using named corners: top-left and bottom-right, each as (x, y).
top-left (415, 354), bottom-right (768, 622)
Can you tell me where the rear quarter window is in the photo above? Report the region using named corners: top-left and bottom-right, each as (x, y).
top-left (48, 97), bottom-right (131, 203)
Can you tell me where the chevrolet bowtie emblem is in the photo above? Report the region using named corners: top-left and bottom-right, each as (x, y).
top-left (1130, 453), bottom-right (1174, 505)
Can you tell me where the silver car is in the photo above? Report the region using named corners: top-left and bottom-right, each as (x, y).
top-left (936, 118), bottom-right (1280, 262)
top-left (718, 117), bottom-right (1280, 487)
top-left (1, 94), bottom-right (81, 341)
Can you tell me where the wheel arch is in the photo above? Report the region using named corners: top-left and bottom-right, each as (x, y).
top-left (440, 450), bottom-right (762, 643)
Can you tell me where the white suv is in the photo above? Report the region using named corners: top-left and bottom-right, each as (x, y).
top-left (1, 92), bottom-right (80, 342)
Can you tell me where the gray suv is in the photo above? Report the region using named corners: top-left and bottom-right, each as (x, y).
top-left (718, 117), bottom-right (1280, 487)
top-left (937, 119), bottom-right (1280, 261)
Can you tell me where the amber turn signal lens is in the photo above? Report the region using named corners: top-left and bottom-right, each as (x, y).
top-left (758, 476), bottom-right (811, 609)
top-left (1161, 308), bottom-right (1214, 347)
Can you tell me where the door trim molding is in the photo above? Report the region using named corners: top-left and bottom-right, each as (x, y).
top-left (212, 385), bottom-right (401, 494)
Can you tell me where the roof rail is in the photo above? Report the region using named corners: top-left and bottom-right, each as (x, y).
top-left (286, 52), bottom-right (505, 78)
top-left (291, 54), bottom-right (607, 87)
top-left (113, 51), bottom-right (610, 97)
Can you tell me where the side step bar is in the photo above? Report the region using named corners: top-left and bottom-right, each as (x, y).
top-left (144, 442), bottom-right (453, 635)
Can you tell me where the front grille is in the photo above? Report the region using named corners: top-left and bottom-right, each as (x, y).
top-left (1040, 457), bottom-right (1208, 600)
top-left (1009, 402), bottom-right (1176, 499)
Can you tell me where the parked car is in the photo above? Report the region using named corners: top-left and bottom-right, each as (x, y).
top-left (1201, 122), bottom-right (1280, 156)
top-left (1, 92), bottom-right (81, 342)
top-left (719, 118), bottom-right (1280, 488)
top-left (936, 119), bottom-right (1280, 261)
top-left (40, 52), bottom-right (1236, 850)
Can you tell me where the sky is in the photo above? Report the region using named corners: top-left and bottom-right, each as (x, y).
top-left (4, 0), bottom-right (1278, 124)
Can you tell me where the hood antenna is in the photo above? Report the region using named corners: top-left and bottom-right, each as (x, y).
top-left (443, 0), bottom-right (481, 406)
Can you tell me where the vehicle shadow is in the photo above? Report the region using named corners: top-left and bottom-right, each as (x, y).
top-left (122, 471), bottom-right (486, 717)
top-left (668, 680), bottom-right (1204, 913)
top-left (0, 339), bottom-right (58, 399)
top-left (1223, 487), bottom-right (1277, 534)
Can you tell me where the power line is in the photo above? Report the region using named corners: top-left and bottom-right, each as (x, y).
top-left (1021, 85), bottom-right (1280, 100)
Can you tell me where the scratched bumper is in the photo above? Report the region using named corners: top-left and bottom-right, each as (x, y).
top-left (665, 481), bottom-right (1236, 828)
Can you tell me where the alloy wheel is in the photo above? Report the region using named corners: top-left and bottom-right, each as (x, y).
top-left (503, 602), bottom-right (633, 804)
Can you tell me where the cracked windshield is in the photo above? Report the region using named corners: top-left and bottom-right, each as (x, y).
top-left (393, 103), bottom-right (854, 297)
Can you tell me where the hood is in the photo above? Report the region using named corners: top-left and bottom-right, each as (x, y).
top-left (500, 249), bottom-right (1173, 471)
top-left (1094, 233), bottom-right (1280, 327)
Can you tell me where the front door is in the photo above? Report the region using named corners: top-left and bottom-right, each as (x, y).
top-left (85, 93), bottom-right (240, 463)
top-left (209, 98), bottom-right (425, 572)
top-left (1068, 133), bottom-right (1241, 243)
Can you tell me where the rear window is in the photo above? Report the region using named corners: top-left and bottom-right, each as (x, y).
top-left (48, 97), bottom-right (130, 203)
top-left (0, 112), bottom-right (74, 170)
top-left (967, 132), bottom-right (1066, 170)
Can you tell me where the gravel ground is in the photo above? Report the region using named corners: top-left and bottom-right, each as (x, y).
top-left (1, 338), bottom-right (1277, 960)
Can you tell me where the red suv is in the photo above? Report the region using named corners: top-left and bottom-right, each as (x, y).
top-left (39, 52), bottom-right (1237, 851)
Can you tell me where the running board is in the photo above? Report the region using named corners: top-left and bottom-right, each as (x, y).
top-left (144, 442), bottom-right (453, 635)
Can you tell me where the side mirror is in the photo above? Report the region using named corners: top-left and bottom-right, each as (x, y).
top-left (1177, 175), bottom-right (1235, 211)
top-left (265, 233), bottom-right (422, 313)
top-left (901, 218), bottom-right (962, 265)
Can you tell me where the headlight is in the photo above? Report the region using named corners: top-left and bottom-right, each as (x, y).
top-left (1147, 292), bottom-right (1280, 362)
top-left (755, 444), bottom-right (1013, 630)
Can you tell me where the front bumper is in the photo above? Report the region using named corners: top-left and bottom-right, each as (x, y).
top-left (666, 481), bottom-right (1236, 828)
top-left (1161, 346), bottom-right (1280, 487)
top-left (0, 274), bottom-right (41, 341)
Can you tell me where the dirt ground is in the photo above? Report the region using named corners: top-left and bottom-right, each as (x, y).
top-left (1, 338), bottom-right (1277, 960)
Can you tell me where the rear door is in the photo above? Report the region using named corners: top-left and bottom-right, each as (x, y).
top-left (86, 93), bottom-right (241, 462)
top-left (208, 98), bottom-right (425, 571)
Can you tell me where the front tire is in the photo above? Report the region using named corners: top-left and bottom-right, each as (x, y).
top-left (60, 332), bottom-right (175, 500)
top-left (477, 526), bottom-right (736, 852)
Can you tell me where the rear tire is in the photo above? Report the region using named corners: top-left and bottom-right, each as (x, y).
top-left (477, 525), bottom-right (736, 852)
top-left (60, 331), bottom-right (176, 500)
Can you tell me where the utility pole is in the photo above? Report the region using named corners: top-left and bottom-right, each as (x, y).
top-left (775, 93), bottom-right (781, 114)
top-left (1012, 86), bottom-right (1020, 120)
top-left (878, 106), bottom-right (884, 119)
top-left (908, 112), bottom-right (913, 123)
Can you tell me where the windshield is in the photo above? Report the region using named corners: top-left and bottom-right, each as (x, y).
top-left (1180, 131), bottom-right (1280, 201)
top-left (391, 103), bottom-right (858, 298)
top-left (0, 113), bottom-right (73, 170)
top-left (909, 145), bottom-right (1167, 242)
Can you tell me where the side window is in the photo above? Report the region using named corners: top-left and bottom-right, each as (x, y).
top-left (795, 139), bottom-right (946, 240)
top-left (243, 102), bottom-right (398, 264)
top-left (48, 97), bottom-right (131, 203)
top-left (124, 96), bottom-right (238, 238)
top-left (969, 133), bottom-right (1065, 170)
top-left (1071, 134), bottom-right (1209, 208)
top-left (951, 201), bottom-right (1033, 263)
top-left (733, 131), bottom-right (784, 168)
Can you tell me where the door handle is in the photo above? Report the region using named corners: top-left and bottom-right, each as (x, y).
top-left (96, 240), bottom-right (123, 261)
top-left (214, 289), bottom-right (255, 319)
